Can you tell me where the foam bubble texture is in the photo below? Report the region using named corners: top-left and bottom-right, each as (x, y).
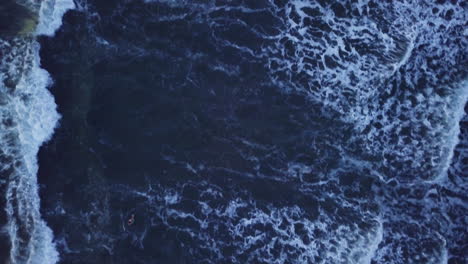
top-left (120, 183), bottom-right (383, 264)
top-left (0, 0), bottom-right (74, 263)
top-left (262, 0), bottom-right (467, 181)
top-left (36, 0), bottom-right (75, 36)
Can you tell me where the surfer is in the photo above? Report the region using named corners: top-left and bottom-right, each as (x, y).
top-left (127, 214), bottom-right (135, 226)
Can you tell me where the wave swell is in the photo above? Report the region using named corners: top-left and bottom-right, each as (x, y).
top-left (0, 0), bottom-right (74, 263)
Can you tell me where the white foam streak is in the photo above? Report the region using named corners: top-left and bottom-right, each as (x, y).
top-left (1, 0), bottom-right (75, 263)
top-left (7, 42), bottom-right (61, 264)
top-left (13, 43), bottom-right (59, 174)
top-left (360, 219), bottom-right (383, 264)
top-left (432, 80), bottom-right (468, 182)
top-left (36, 0), bottom-right (76, 36)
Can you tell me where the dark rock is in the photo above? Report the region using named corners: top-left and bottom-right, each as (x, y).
top-left (0, 0), bottom-right (37, 36)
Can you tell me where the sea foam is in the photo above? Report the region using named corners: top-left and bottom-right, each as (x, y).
top-left (0, 0), bottom-right (74, 263)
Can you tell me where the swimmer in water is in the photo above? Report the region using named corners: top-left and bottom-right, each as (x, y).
top-left (128, 214), bottom-right (135, 225)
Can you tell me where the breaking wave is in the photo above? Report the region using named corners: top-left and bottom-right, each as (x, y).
top-left (14, 0), bottom-right (466, 263)
top-left (0, 0), bottom-right (74, 263)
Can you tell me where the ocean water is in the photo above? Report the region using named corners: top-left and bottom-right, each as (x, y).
top-left (1, 0), bottom-right (467, 263)
top-left (0, 0), bottom-right (73, 263)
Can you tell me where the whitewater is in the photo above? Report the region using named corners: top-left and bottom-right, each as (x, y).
top-left (1, 0), bottom-right (467, 263)
top-left (0, 0), bottom-right (74, 263)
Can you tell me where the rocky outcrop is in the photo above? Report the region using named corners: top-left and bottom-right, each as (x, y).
top-left (0, 0), bottom-right (37, 36)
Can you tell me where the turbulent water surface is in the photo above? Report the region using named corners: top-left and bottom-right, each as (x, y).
top-left (1, 0), bottom-right (467, 263)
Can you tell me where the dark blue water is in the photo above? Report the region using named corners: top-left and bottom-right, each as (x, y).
top-left (1, 0), bottom-right (467, 263)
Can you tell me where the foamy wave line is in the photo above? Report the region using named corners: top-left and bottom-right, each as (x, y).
top-left (36, 0), bottom-right (76, 37)
top-left (434, 80), bottom-right (468, 182)
top-left (3, 0), bottom-right (74, 263)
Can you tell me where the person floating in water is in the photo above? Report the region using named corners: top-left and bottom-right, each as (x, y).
top-left (128, 214), bottom-right (135, 226)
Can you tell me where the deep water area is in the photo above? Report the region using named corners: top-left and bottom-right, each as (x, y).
top-left (1, 0), bottom-right (466, 263)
